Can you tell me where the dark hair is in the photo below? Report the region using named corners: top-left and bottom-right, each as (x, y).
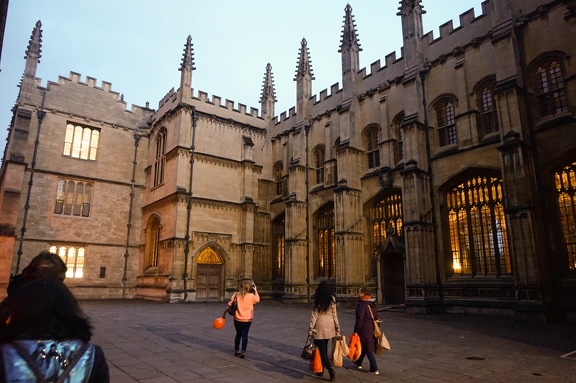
top-left (0, 278), bottom-right (92, 343)
top-left (313, 281), bottom-right (334, 312)
top-left (21, 250), bottom-right (67, 283)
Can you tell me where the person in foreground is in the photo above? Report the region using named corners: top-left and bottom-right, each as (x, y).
top-left (0, 250), bottom-right (68, 325)
top-left (228, 280), bottom-right (260, 359)
top-left (0, 277), bottom-right (109, 382)
top-left (352, 287), bottom-right (379, 375)
top-left (308, 281), bottom-right (340, 381)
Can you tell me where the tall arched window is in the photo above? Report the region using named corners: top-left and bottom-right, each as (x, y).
top-left (476, 78), bottom-right (499, 137)
top-left (435, 99), bottom-right (457, 147)
top-left (272, 214), bottom-right (285, 279)
top-left (532, 58), bottom-right (568, 118)
top-left (446, 175), bottom-right (511, 276)
top-left (313, 146), bottom-right (325, 184)
top-left (154, 128), bottom-right (167, 187)
top-left (555, 161), bottom-right (576, 272)
top-left (49, 245), bottom-right (85, 278)
top-left (317, 203), bottom-right (335, 278)
top-left (364, 126), bottom-right (380, 169)
top-left (146, 216), bottom-right (161, 270)
top-left (54, 179), bottom-right (92, 217)
top-left (63, 123), bottom-right (99, 160)
top-left (372, 191), bottom-right (403, 247)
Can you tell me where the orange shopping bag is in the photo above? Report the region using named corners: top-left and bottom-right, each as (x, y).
top-left (309, 348), bottom-right (323, 373)
top-left (347, 333), bottom-right (362, 361)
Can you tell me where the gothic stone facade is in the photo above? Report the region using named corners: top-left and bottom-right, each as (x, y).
top-left (1, 0), bottom-right (575, 322)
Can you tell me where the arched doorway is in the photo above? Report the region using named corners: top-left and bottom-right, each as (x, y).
top-left (381, 249), bottom-right (405, 304)
top-left (196, 247), bottom-right (224, 301)
top-left (378, 234), bottom-right (406, 305)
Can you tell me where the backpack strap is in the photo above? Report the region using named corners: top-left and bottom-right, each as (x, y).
top-left (10, 342), bottom-right (48, 383)
top-left (10, 341), bottom-right (90, 383)
top-left (55, 342), bottom-right (90, 383)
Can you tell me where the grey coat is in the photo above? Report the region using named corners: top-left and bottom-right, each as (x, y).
top-left (308, 300), bottom-right (340, 340)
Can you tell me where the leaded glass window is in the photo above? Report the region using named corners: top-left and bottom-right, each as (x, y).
top-left (555, 162), bottom-right (576, 272)
top-left (446, 176), bottom-right (510, 276)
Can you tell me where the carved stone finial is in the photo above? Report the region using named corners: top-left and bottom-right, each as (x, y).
top-left (339, 3), bottom-right (362, 53)
top-left (294, 38), bottom-right (315, 81)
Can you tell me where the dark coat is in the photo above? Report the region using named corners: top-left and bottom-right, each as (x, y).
top-left (353, 297), bottom-right (379, 353)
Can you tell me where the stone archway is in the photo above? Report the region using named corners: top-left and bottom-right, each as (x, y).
top-left (196, 247), bottom-right (224, 301)
top-left (378, 235), bottom-right (406, 305)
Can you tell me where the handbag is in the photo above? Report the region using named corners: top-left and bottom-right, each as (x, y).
top-left (331, 335), bottom-right (349, 368)
top-left (375, 331), bottom-right (391, 355)
top-left (309, 348), bottom-right (323, 373)
top-left (301, 335), bottom-right (316, 360)
top-left (227, 293), bottom-right (238, 316)
top-left (347, 332), bottom-right (362, 361)
top-left (368, 306), bottom-right (391, 355)
top-left (368, 306), bottom-right (382, 338)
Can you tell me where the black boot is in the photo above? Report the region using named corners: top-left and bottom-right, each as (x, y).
top-left (328, 368), bottom-right (335, 381)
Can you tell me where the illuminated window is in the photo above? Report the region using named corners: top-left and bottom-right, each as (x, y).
top-left (313, 146), bottom-right (325, 184)
top-left (272, 214), bottom-right (285, 279)
top-left (372, 191), bottom-right (403, 247)
top-left (446, 175), bottom-right (510, 276)
top-left (49, 245), bottom-right (84, 278)
top-left (274, 162), bottom-right (287, 197)
top-left (54, 179), bottom-right (92, 217)
top-left (364, 126), bottom-right (380, 169)
top-left (146, 216), bottom-right (161, 269)
top-left (154, 128), bottom-right (167, 187)
top-left (63, 123), bottom-right (99, 160)
top-left (477, 79), bottom-right (499, 137)
top-left (555, 162), bottom-right (576, 272)
top-left (317, 204), bottom-right (335, 278)
top-left (436, 100), bottom-right (457, 147)
top-left (533, 59), bottom-right (568, 118)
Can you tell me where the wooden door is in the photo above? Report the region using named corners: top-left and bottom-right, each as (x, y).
top-left (196, 264), bottom-right (222, 301)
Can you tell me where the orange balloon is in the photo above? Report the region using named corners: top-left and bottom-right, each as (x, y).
top-left (213, 317), bottom-right (225, 329)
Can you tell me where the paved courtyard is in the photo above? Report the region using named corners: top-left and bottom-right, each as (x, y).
top-left (81, 299), bottom-right (576, 383)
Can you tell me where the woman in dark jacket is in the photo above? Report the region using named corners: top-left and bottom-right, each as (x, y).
top-left (0, 277), bottom-right (109, 382)
top-left (352, 287), bottom-right (379, 375)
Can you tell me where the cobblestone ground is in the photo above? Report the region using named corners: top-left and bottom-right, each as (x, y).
top-left (81, 299), bottom-right (576, 383)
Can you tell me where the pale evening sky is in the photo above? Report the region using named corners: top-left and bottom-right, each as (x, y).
top-left (0, 1), bottom-right (484, 159)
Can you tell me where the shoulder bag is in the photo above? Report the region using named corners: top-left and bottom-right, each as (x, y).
top-left (228, 293), bottom-right (238, 316)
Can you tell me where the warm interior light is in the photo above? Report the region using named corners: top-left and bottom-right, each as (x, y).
top-left (453, 261), bottom-right (461, 272)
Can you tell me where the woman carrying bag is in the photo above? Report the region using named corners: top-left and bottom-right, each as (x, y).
top-left (351, 287), bottom-right (379, 375)
top-left (227, 280), bottom-right (260, 359)
top-left (308, 281), bottom-right (340, 381)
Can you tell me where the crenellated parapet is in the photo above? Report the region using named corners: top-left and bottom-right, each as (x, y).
top-left (154, 86), bottom-right (265, 128)
top-left (37, 71), bottom-right (154, 123)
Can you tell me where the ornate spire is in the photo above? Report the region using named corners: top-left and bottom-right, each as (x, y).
top-left (179, 35), bottom-right (195, 73)
top-left (260, 63), bottom-right (276, 119)
top-left (339, 4), bottom-right (362, 53)
top-left (23, 20), bottom-right (42, 79)
top-left (179, 35), bottom-right (195, 101)
top-left (294, 38), bottom-right (315, 81)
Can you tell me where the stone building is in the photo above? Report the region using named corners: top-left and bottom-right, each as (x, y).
top-left (1, 0), bottom-right (575, 322)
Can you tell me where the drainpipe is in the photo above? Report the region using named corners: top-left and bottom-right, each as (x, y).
top-left (122, 127), bottom-right (141, 298)
top-left (419, 68), bottom-right (444, 306)
top-left (305, 123), bottom-right (311, 303)
top-left (183, 110), bottom-right (198, 302)
top-left (16, 91), bottom-right (46, 273)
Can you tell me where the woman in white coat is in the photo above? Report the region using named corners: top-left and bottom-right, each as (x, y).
top-left (308, 281), bottom-right (340, 381)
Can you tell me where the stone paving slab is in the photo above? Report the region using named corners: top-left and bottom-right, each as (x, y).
top-left (81, 300), bottom-right (576, 383)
